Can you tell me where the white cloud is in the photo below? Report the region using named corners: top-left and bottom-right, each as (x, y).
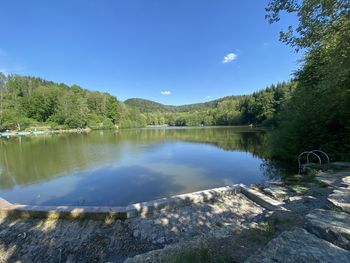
top-left (161, 91), bottom-right (171, 95)
top-left (222, 53), bottom-right (237, 64)
top-left (205, 96), bottom-right (211, 99)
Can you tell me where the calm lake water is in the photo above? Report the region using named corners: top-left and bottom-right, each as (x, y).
top-left (0, 127), bottom-right (291, 206)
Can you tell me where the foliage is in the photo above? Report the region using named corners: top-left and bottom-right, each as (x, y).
top-left (125, 82), bottom-right (295, 128)
top-left (267, 0), bottom-right (350, 160)
top-left (0, 74), bottom-right (121, 130)
top-left (266, 0), bottom-right (350, 51)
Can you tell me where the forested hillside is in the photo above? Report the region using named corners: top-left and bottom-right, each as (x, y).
top-left (124, 82), bottom-right (295, 127)
top-left (0, 74), bottom-right (121, 130)
top-left (124, 98), bottom-right (220, 113)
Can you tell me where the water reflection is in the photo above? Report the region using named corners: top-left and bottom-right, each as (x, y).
top-left (0, 127), bottom-right (291, 206)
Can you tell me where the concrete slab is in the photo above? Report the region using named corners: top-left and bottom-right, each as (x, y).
top-left (245, 228), bottom-right (350, 263)
top-left (305, 209), bottom-right (350, 250)
top-left (240, 185), bottom-right (286, 211)
top-left (0, 204), bottom-right (127, 220)
top-left (126, 184), bottom-right (241, 218)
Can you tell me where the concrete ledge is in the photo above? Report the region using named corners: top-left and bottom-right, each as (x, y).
top-left (126, 184), bottom-right (241, 218)
top-left (0, 184), bottom-right (241, 220)
top-left (239, 184), bottom-right (286, 211)
top-left (0, 204), bottom-right (127, 220)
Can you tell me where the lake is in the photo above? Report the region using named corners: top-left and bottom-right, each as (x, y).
top-left (0, 127), bottom-right (290, 206)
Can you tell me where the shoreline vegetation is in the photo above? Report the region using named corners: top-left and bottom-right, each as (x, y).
top-left (0, 124), bottom-right (262, 138)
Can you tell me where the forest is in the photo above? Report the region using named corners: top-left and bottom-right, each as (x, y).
top-left (0, 72), bottom-right (294, 130)
top-left (0, 0), bottom-right (349, 160)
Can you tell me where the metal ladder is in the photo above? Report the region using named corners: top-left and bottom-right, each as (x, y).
top-left (298, 150), bottom-right (330, 173)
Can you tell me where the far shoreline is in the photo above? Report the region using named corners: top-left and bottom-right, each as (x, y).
top-left (0, 124), bottom-right (264, 138)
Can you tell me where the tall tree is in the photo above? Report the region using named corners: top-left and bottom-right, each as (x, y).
top-left (267, 0), bottom-right (350, 159)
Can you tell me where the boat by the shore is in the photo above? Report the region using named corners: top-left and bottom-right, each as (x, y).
top-left (0, 131), bottom-right (16, 137)
top-left (0, 130), bottom-right (48, 137)
top-left (0, 127), bottom-right (92, 138)
top-left (32, 130), bottom-right (46, 135)
top-left (17, 131), bottom-right (32, 136)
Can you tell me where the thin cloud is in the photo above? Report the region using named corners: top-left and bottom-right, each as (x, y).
top-left (205, 96), bottom-right (211, 100)
top-left (161, 91), bottom-right (171, 95)
top-left (222, 53), bottom-right (237, 64)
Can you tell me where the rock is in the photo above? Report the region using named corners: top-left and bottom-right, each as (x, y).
top-left (156, 237), bottom-right (165, 244)
top-left (305, 209), bottom-right (350, 250)
top-left (263, 186), bottom-right (289, 200)
top-left (342, 176), bottom-right (350, 188)
top-left (328, 187), bottom-right (350, 213)
top-left (316, 171), bottom-right (350, 188)
top-left (332, 162), bottom-right (350, 168)
top-left (245, 228), bottom-right (350, 263)
top-left (133, 230), bottom-right (140, 238)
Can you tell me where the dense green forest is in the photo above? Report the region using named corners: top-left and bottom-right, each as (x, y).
top-left (0, 73), bottom-right (121, 130)
top-left (266, 0), bottom-right (350, 160)
top-left (124, 82), bottom-right (295, 127)
top-left (0, 72), bottom-right (295, 131)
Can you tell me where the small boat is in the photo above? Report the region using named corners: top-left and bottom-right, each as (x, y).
top-left (32, 130), bottom-right (45, 135)
top-left (1, 132), bottom-right (15, 137)
top-left (17, 131), bottom-right (31, 136)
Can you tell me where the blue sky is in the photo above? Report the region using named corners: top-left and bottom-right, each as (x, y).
top-left (0, 0), bottom-right (301, 105)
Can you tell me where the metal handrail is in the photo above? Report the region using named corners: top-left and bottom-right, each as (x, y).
top-left (308, 150), bottom-right (330, 164)
top-left (298, 151), bottom-right (322, 169)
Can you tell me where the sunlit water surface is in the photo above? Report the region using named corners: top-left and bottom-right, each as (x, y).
top-left (0, 127), bottom-right (291, 206)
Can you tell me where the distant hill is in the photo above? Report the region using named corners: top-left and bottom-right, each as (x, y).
top-left (124, 98), bottom-right (176, 112)
top-left (124, 96), bottom-right (244, 113)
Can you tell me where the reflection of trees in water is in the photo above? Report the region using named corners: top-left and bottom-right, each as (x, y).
top-left (116, 127), bottom-right (270, 159)
top-left (259, 159), bottom-right (297, 181)
top-left (0, 127), bottom-right (281, 189)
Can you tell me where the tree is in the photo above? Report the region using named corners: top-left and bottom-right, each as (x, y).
top-left (266, 0), bottom-right (350, 51)
top-left (0, 73), bottom-right (7, 113)
top-left (267, 0), bottom-right (350, 159)
top-left (53, 91), bottom-right (89, 128)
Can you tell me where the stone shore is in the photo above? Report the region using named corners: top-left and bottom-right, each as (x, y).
top-left (0, 163), bottom-right (350, 262)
